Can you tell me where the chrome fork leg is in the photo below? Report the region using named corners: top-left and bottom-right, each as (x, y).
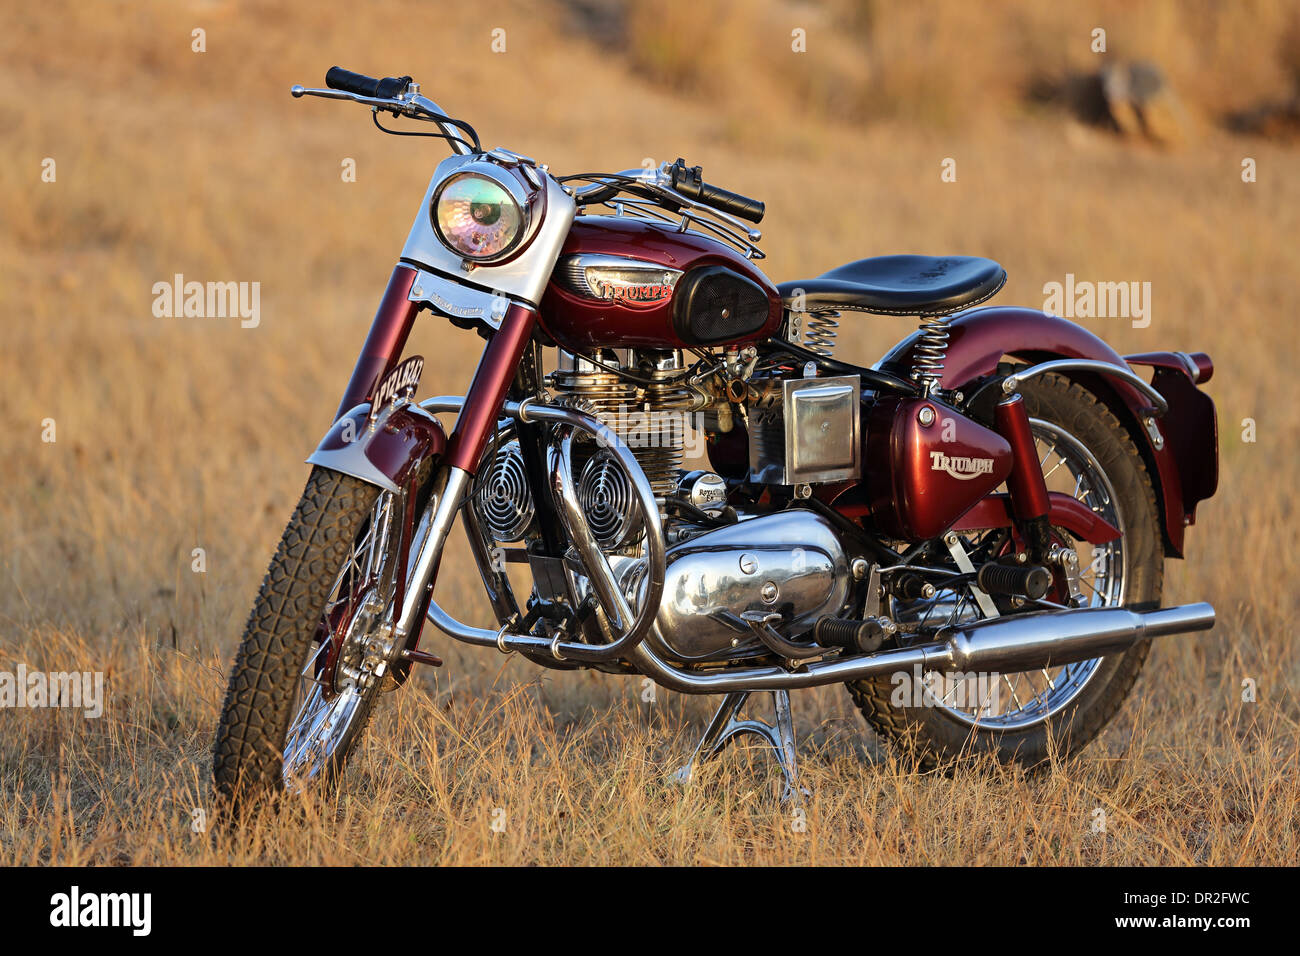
top-left (670, 690), bottom-right (809, 804)
top-left (395, 465), bottom-right (470, 642)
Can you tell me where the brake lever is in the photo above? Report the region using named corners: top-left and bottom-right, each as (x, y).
top-left (289, 86), bottom-right (476, 155)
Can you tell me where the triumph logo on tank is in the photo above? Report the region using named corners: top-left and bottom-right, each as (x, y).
top-left (600, 281), bottom-right (674, 304)
top-left (930, 451), bottom-right (995, 480)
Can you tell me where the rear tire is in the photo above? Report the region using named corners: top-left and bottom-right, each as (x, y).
top-left (847, 373), bottom-right (1163, 769)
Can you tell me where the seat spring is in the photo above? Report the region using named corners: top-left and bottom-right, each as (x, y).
top-left (802, 310), bottom-right (839, 356)
top-left (911, 314), bottom-right (950, 392)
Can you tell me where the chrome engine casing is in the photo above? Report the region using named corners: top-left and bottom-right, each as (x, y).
top-left (634, 510), bottom-right (851, 662)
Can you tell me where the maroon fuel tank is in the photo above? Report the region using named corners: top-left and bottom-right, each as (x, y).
top-left (538, 215), bottom-right (782, 351)
top-left (866, 397), bottom-right (1013, 541)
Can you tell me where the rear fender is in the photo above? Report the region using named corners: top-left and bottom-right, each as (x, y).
top-left (307, 402), bottom-right (447, 493)
top-left (880, 306), bottom-right (1217, 557)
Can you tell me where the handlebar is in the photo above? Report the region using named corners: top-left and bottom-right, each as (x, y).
top-left (668, 158), bottom-right (765, 224)
top-left (291, 68), bottom-right (478, 155)
top-left (297, 72), bottom-right (766, 236)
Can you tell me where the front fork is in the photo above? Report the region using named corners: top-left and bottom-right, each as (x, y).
top-left (391, 302), bottom-right (539, 647)
top-left (329, 265), bottom-right (540, 652)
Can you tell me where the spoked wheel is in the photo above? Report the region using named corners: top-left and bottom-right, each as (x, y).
top-left (214, 467), bottom-right (412, 802)
top-left (281, 487), bottom-right (402, 789)
top-left (847, 373), bottom-right (1164, 768)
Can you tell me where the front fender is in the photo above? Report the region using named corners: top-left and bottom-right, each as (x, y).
top-left (306, 402), bottom-right (447, 493)
top-left (879, 306), bottom-right (1217, 557)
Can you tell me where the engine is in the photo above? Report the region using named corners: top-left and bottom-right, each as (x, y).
top-left (547, 348), bottom-right (704, 545)
top-left (470, 347), bottom-right (857, 662)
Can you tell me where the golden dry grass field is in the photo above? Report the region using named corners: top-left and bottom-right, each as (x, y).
top-left (2, 0), bottom-right (1298, 865)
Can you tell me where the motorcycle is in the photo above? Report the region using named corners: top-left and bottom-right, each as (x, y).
top-left (213, 68), bottom-right (1220, 802)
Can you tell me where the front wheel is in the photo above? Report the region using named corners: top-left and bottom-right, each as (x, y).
top-left (847, 372), bottom-right (1164, 768)
top-left (213, 467), bottom-right (409, 801)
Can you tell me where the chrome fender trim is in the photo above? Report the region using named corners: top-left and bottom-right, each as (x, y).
top-left (1001, 358), bottom-right (1168, 416)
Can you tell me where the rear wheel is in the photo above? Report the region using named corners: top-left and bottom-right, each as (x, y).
top-left (847, 373), bottom-right (1163, 768)
top-left (213, 467), bottom-right (407, 801)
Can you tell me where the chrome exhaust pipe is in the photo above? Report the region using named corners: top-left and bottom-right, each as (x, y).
top-left (941, 602), bottom-right (1216, 674)
top-left (625, 602), bottom-right (1216, 694)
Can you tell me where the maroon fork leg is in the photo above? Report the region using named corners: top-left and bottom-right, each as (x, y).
top-left (334, 265), bottom-right (419, 421)
top-left (445, 303), bottom-right (537, 474)
top-left (995, 393), bottom-right (1051, 521)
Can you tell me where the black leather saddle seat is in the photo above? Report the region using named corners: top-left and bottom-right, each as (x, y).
top-left (776, 254), bottom-right (1006, 316)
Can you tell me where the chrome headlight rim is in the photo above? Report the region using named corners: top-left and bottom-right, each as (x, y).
top-left (430, 163), bottom-right (540, 264)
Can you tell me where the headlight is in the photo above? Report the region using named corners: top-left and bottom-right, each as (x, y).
top-left (433, 172), bottom-right (524, 260)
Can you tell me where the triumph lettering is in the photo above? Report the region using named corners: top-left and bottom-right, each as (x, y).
top-left (929, 451), bottom-right (995, 480)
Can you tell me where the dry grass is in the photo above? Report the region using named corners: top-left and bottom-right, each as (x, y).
top-left (1, 0), bottom-right (1297, 865)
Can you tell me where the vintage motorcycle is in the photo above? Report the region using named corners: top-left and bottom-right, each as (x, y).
top-left (214, 68), bottom-right (1219, 801)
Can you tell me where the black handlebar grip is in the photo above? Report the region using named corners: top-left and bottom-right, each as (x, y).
top-left (326, 66), bottom-right (381, 96)
top-left (696, 181), bottom-right (765, 224)
top-left (669, 158), bottom-right (765, 224)
top-left (325, 66), bottom-right (411, 100)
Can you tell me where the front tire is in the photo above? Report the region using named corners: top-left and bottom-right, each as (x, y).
top-left (848, 372), bottom-right (1164, 769)
top-left (213, 467), bottom-right (390, 802)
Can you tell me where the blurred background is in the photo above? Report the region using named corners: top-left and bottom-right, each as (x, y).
top-left (2, 0), bottom-right (1297, 864)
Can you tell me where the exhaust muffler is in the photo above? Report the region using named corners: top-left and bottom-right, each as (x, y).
top-left (626, 602), bottom-right (1216, 693)
top-left (937, 602), bottom-right (1216, 674)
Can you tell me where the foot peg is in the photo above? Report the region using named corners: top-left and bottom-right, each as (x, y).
top-left (977, 562), bottom-right (1052, 600)
top-left (813, 615), bottom-right (894, 654)
top-left (670, 690), bottom-right (809, 804)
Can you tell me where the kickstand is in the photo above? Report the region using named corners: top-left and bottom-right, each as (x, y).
top-left (669, 690), bottom-right (810, 804)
